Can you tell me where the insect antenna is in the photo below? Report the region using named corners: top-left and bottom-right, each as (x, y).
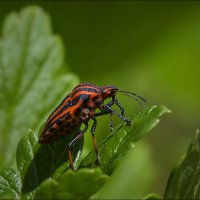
top-left (117, 90), bottom-right (147, 108)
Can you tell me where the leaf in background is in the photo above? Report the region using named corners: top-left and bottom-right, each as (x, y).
top-left (0, 6), bottom-right (79, 167)
top-left (79, 105), bottom-right (170, 174)
top-left (16, 129), bottom-right (84, 198)
top-left (0, 168), bottom-right (21, 199)
top-left (164, 129), bottom-right (200, 199)
top-left (34, 168), bottom-right (108, 199)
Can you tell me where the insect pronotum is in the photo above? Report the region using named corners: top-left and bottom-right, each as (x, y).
top-left (39, 83), bottom-right (147, 170)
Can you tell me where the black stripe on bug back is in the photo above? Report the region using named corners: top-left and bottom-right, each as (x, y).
top-left (74, 107), bottom-right (82, 117)
top-left (46, 97), bottom-right (72, 127)
top-left (48, 112), bottom-right (71, 128)
top-left (47, 94), bottom-right (90, 129)
top-left (72, 94), bottom-right (90, 106)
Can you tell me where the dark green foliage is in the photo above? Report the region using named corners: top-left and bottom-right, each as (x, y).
top-left (164, 130), bottom-right (200, 199)
top-left (16, 129), bottom-right (84, 198)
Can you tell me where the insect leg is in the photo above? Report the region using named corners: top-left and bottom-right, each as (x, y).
top-left (95, 98), bottom-right (125, 117)
top-left (114, 99), bottom-right (125, 116)
top-left (113, 98), bottom-right (131, 123)
top-left (67, 123), bottom-right (88, 170)
top-left (110, 111), bottom-right (114, 131)
top-left (96, 98), bottom-right (129, 122)
top-left (94, 109), bottom-right (111, 117)
top-left (94, 105), bottom-right (114, 131)
top-left (95, 107), bottom-right (130, 131)
top-left (91, 117), bottom-right (101, 164)
top-left (104, 99), bottom-right (124, 130)
top-left (105, 104), bottom-right (130, 123)
top-left (94, 99), bottom-right (114, 117)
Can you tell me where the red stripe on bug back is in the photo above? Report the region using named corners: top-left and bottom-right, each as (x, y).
top-left (49, 104), bottom-right (80, 125)
top-left (45, 94), bottom-right (72, 126)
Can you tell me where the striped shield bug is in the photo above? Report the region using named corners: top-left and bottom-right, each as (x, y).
top-left (39, 83), bottom-right (147, 170)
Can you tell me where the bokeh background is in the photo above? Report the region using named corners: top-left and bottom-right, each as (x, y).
top-left (0, 1), bottom-right (200, 197)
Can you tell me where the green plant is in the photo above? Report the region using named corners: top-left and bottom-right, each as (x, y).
top-left (0, 6), bottom-right (79, 168)
top-left (0, 6), bottom-right (199, 200)
top-left (0, 104), bottom-right (169, 199)
top-left (164, 129), bottom-right (200, 199)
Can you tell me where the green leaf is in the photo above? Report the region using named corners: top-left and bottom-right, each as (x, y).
top-left (164, 129), bottom-right (200, 199)
top-left (16, 129), bottom-right (84, 198)
top-left (0, 6), bottom-right (79, 167)
top-left (92, 141), bottom-right (158, 199)
top-left (35, 168), bottom-right (108, 199)
top-left (143, 193), bottom-right (161, 200)
top-left (79, 105), bottom-right (170, 174)
top-left (0, 168), bottom-right (21, 199)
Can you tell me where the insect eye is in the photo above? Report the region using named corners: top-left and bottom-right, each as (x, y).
top-left (102, 90), bottom-right (108, 99)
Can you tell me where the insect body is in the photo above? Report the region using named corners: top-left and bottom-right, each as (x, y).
top-left (39, 83), bottom-right (146, 170)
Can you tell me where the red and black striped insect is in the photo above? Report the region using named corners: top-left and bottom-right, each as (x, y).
top-left (39, 83), bottom-right (146, 170)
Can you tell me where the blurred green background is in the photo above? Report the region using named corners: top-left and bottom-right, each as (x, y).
top-left (0, 1), bottom-right (200, 197)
